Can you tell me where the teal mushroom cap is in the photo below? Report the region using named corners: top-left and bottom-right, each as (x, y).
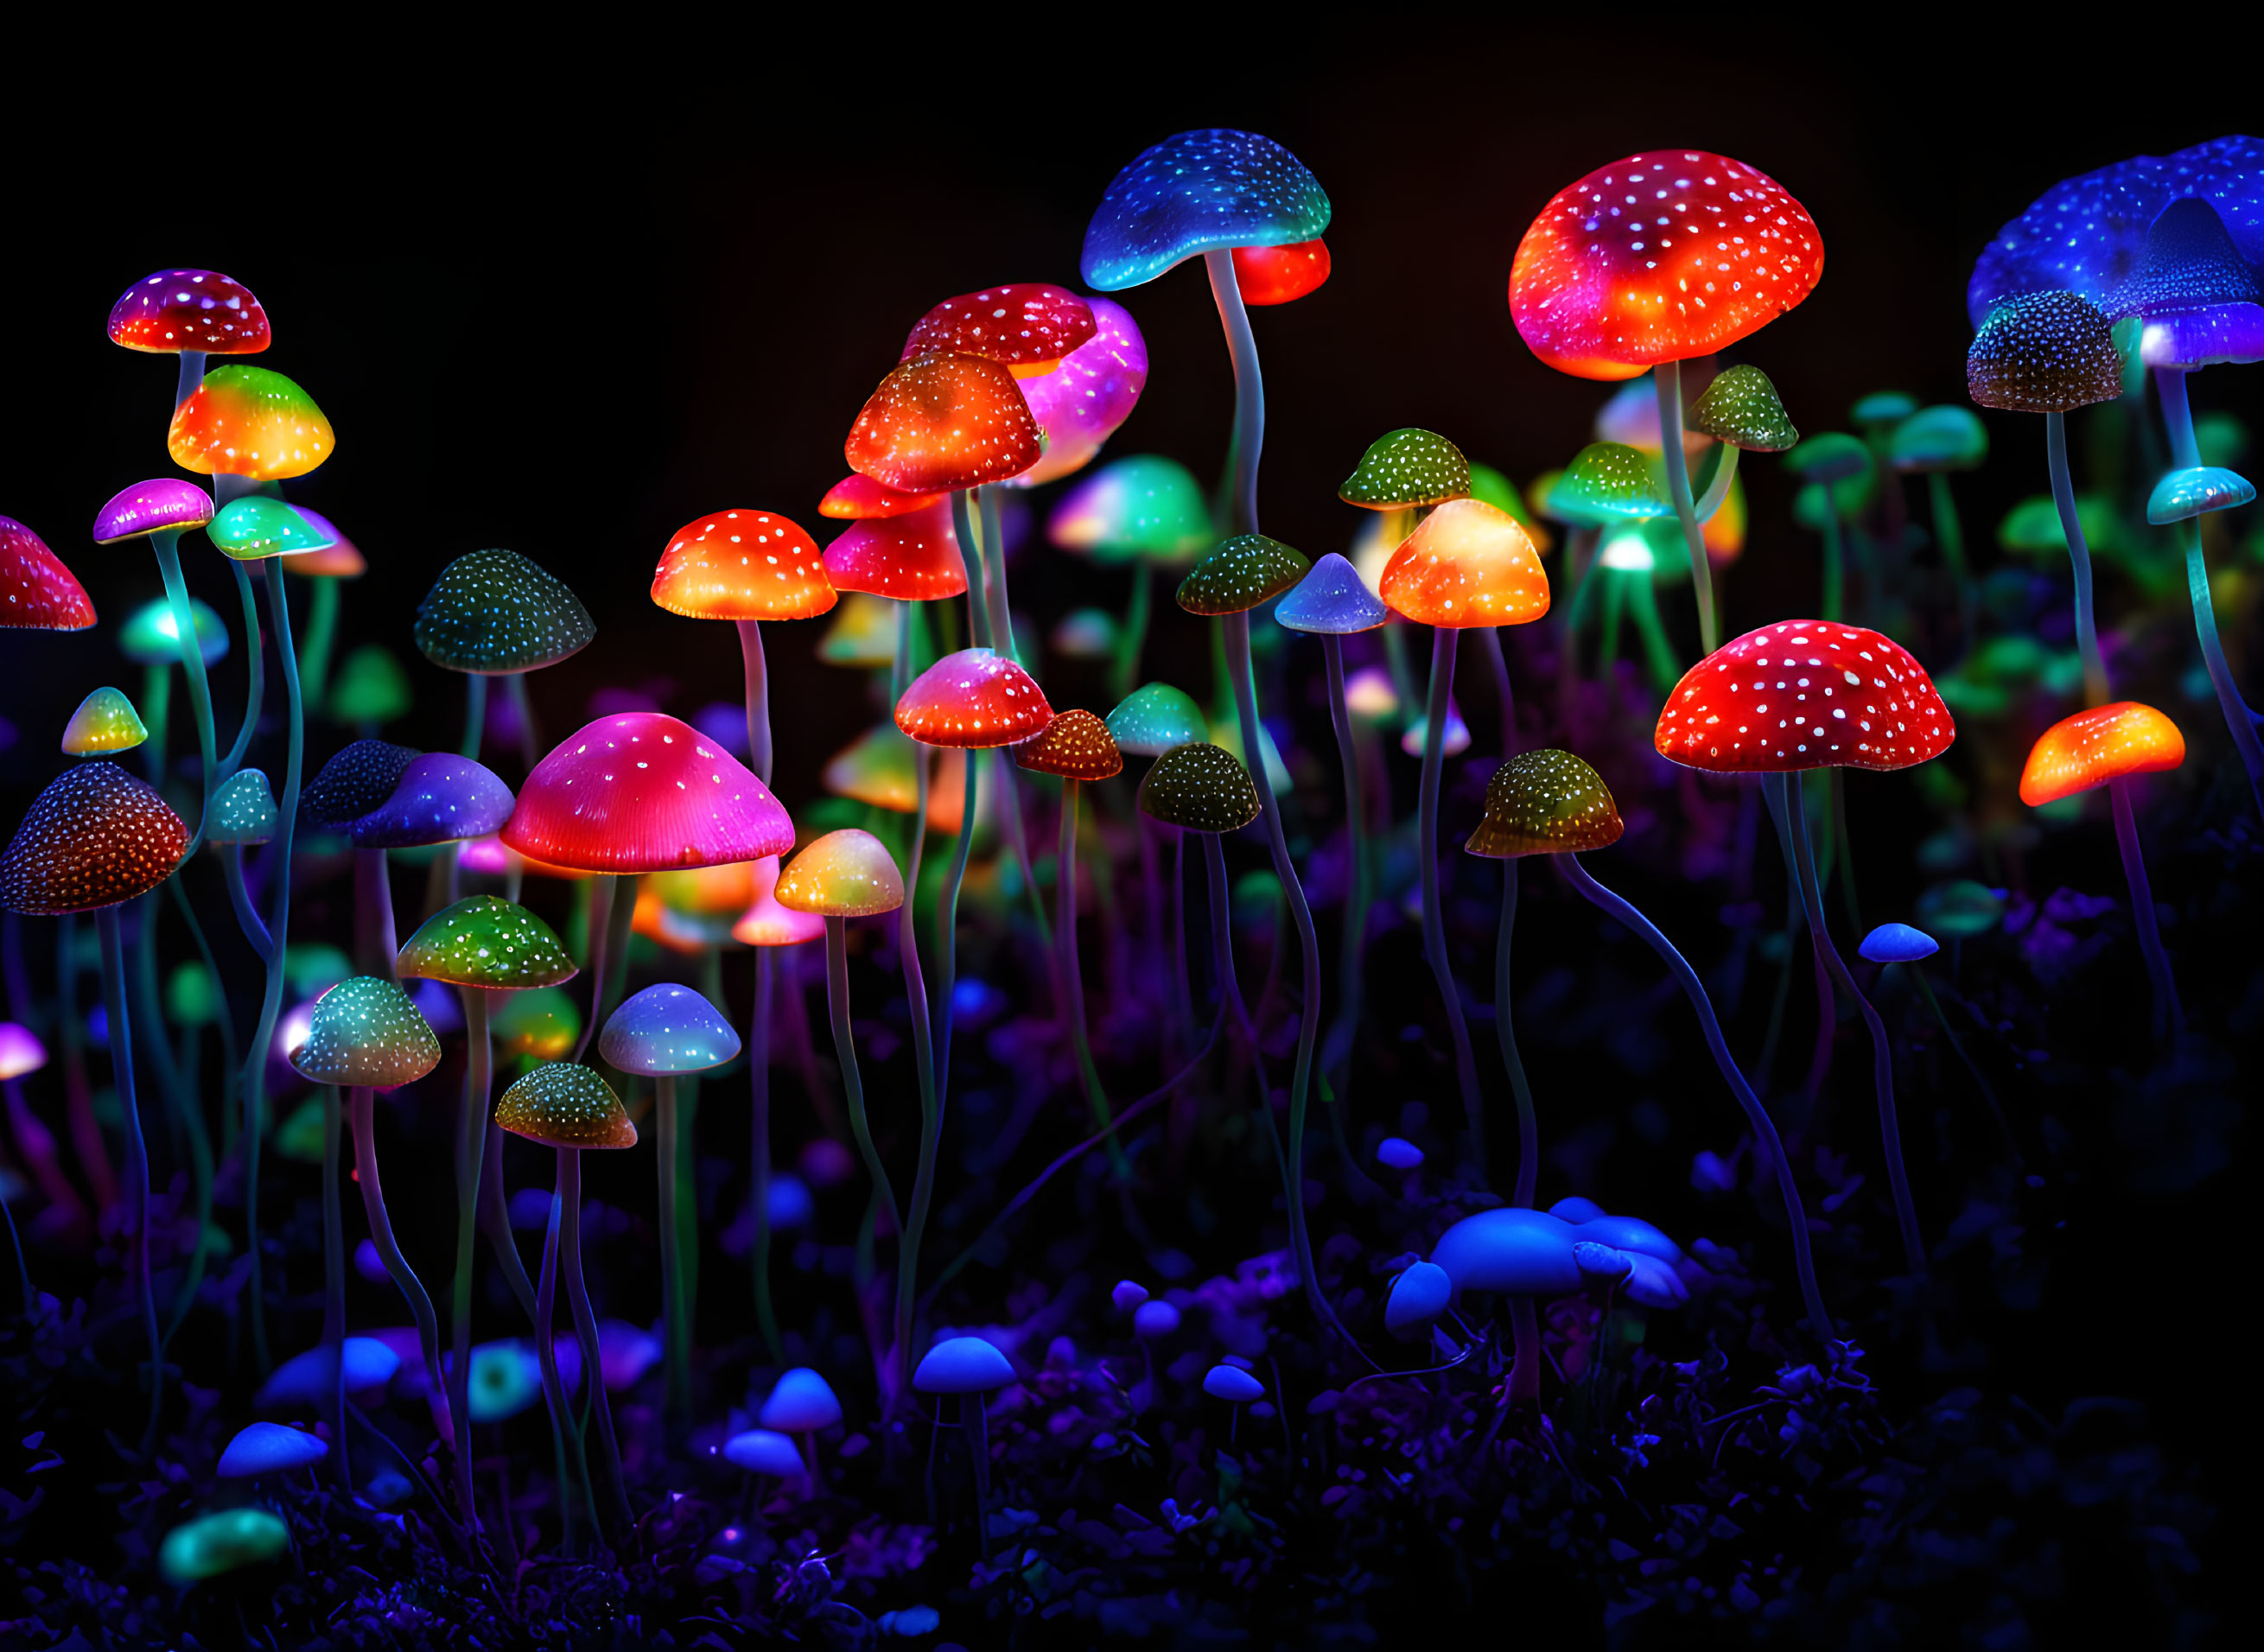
top-left (1549, 443), bottom-right (1670, 524)
top-left (1176, 533), bottom-right (1310, 616)
top-left (1106, 683), bottom-right (1208, 756)
top-left (913, 1335), bottom-right (1017, 1395)
top-left (1081, 128), bottom-right (1331, 291)
top-left (207, 497), bottom-right (336, 561)
top-left (159, 1509), bottom-right (291, 1585)
top-left (2146, 464), bottom-right (2254, 524)
top-left (599, 982), bottom-right (741, 1076)
top-left (415, 548), bottom-right (595, 674)
top-left (207, 767), bottom-right (278, 845)
top-left (1850, 391), bottom-right (1918, 425)
top-left (1338, 428), bottom-right (1472, 508)
top-left (1275, 551), bottom-right (1388, 635)
top-left (1137, 742), bottom-right (1261, 834)
top-left (290, 975), bottom-right (442, 1091)
top-left (1890, 405), bottom-right (1988, 472)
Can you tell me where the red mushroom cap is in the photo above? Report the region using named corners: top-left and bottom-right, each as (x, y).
top-left (819, 473), bottom-right (944, 520)
top-left (894, 647), bottom-right (1054, 748)
top-left (1655, 620), bottom-right (1954, 774)
top-left (1512, 150), bottom-right (1824, 381)
top-left (845, 352), bottom-right (1043, 495)
top-left (1232, 238), bottom-right (1331, 306)
top-left (500, 713), bottom-right (795, 874)
top-left (822, 502), bottom-right (970, 601)
top-left (652, 510), bottom-right (836, 622)
top-left (106, 270), bottom-right (270, 356)
top-left (899, 284), bottom-right (1097, 378)
top-left (1, 762), bottom-right (188, 914)
top-left (0, 517), bottom-right (96, 631)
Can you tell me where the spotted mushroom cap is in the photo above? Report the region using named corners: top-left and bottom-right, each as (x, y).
top-left (1137, 742), bottom-right (1261, 834)
top-left (1006, 295), bottom-right (1150, 488)
top-left (1338, 428), bottom-right (1472, 509)
top-left (207, 768), bottom-right (278, 845)
top-left (652, 510), bottom-right (835, 622)
top-left (396, 896), bottom-right (577, 990)
top-left (899, 283), bottom-right (1097, 375)
top-left (301, 740), bottom-right (421, 830)
top-left (845, 352), bottom-right (1041, 494)
top-left (774, 829), bottom-right (905, 918)
top-left (822, 502), bottom-right (970, 601)
top-left (61, 687), bottom-right (148, 756)
top-left (166, 365), bottom-right (333, 480)
top-left (819, 473), bottom-right (943, 519)
top-left (1378, 500), bottom-right (1550, 628)
top-left (108, 270), bottom-right (270, 355)
top-left (1511, 149), bottom-right (1825, 381)
top-left (1014, 709), bottom-right (1122, 781)
top-left (92, 479), bottom-right (215, 543)
top-left (1686, 364), bottom-right (1799, 451)
top-left (600, 982), bottom-right (741, 1076)
top-left (501, 714), bottom-right (794, 873)
top-left (1175, 533), bottom-right (1310, 616)
top-left (1047, 454), bottom-right (1212, 564)
top-left (415, 549), bottom-right (595, 674)
top-left (1105, 683), bottom-right (1208, 756)
top-left (207, 497), bottom-right (336, 562)
top-left (348, 753), bottom-right (516, 849)
top-left (495, 1061), bottom-right (637, 1151)
top-left (1654, 620), bottom-right (1956, 773)
top-left (1275, 551), bottom-right (1388, 635)
top-left (1888, 406), bottom-right (1988, 473)
top-left (290, 976), bottom-right (442, 1090)
top-left (1464, 749), bottom-right (1624, 857)
top-left (2106, 197), bottom-right (2261, 321)
top-left (1232, 238), bottom-right (1331, 306)
top-left (2146, 465), bottom-right (2255, 524)
top-left (1967, 291), bottom-right (2122, 414)
top-left (0, 517), bottom-right (96, 632)
top-left (894, 647), bottom-right (1053, 748)
top-left (1, 762), bottom-right (188, 914)
top-left (1081, 129), bottom-right (1331, 292)
top-left (1548, 443), bottom-right (1671, 524)
top-left (2019, 702), bottom-right (2185, 805)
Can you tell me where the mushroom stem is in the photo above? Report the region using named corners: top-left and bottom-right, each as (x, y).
top-left (1494, 864), bottom-right (1539, 1210)
top-left (353, 848), bottom-right (400, 982)
top-left (1202, 834), bottom-right (1294, 1244)
top-left (748, 946), bottom-right (782, 1366)
top-left (1201, 250), bottom-right (1263, 537)
top-left (657, 1074), bottom-right (690, 1418)
top-left (1472, 625), bottom-right (1516, 754)
top-left (448, 985), bottom-right (492, 1536)
top-left (1925, 470), bottom-right (1979, 664)
top-left (350, 1087), bottom-right (451, 1446)
top-left (174, 349), bottom-right (205, 411)
top-left (222, 562), bottom-right (264, 774)
top-left (532, 1172), bottom-right (588, 1549)
top-left (320, 1084), bottom-right (351, 1493)
top-left (2042, 413), bottom-right (2108, 705)
top-left (1555, 853), bottom-right (1834, 1339)
top-left (3, 1075), bottom-right (84, 1243)
top-left (1558, 528), bottom-right (1599, 709)
top-left (948, 492), bottom-right (991, 651)
top-left (223, 842), bottom-right (271, 958)
top-left (595, 877), bottom-right (638, 1052)
top-left (1416, 626), bottom-right (1486, 1182)
top-left (977, 486), bottom-right (1015, 664)
top-left (1113, 562), bottom-right (1153, 704)
top-left (139, 662), bottom-right (171, 787)
top-left (1625, 569), bottom-right (1681, 695)
top-left (1317, 634), bottom-right (1368, 1138)
top-left (96, 906), bottom-right (162, 1446)
top-left (1654, 359), bottom-right (1720, 658)
top-left (1767, 772), bottom-right (1924, 1280)
top-left (298, 576), bottom-right (341, 724)
top-left (735, 619), bottom-right (773, 785)
top-left (894, 759), bottom-right (944, 1391)
top-left (931, 748), bottom-right (980, 1102)
top-left (1056, 779), bottom-right (1121, 1165)
top-left (558, 1143), bottom-right (632, 1534)
top-left (0, 1177), bottom-right (26, 1311)
top-left (148, 529), bottom-right (221, 830)
top-left (1901, 968), bottom-right (2019, 1166)
top-left (458, 672), bottom-right (487, 763)
top-left (160, 875), bottom-right (232, 1344)
top-left (2108, 777), bottom-right (2183, 1041)
top-left (824, 914), bottom-right (903, 1384)
top-left (571, 877), bottom-right (615, 1063)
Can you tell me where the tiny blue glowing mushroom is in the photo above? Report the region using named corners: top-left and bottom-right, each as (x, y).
top-left (1860, 923), bottom-right (1938, 964)
top-left (1202, 1362), bottom-right (1267, 1443)
top-left (914, 1336), bottom-right (1018, 1554)
top-left (1111, 1279), bottom-right (1150, 1312)
top-left (464, 1338), bottom-right (544, 1423)
top-left (760, 1367), bottom-right (843, 1491)
top-left (256, 1336), bottom-right (399, 1411)
top-left (1431, 1206), bottom-right (1583, 1406)
top-left (723, 1426), bottom-right (804, 1485)
top-left (1375, 1136), bottom-right (1424, 1172)
top-left (216, 1420), bottom-right (328, 1481)
top-left (1861, 920), bottom-right (2017, 1159)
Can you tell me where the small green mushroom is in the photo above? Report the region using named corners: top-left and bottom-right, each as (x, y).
top-left (1338, 428), bottom-right (1471, 509)
top-left (1688, 365), bottom-right (1799, 453)
top-left (1174, 533), bottom-right (1310, 617)
top-left (1547, 442), bottom-right (1670, 525)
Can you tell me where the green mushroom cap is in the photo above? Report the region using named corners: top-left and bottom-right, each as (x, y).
top-left (1464, 749), bottom-right (1625, 858)
top-left (1548, 443), bottom-right (1669, 525)
top-left (207, 497), bottom-right (336, 562)
top-left (415, 548), bottom-right (595, 674)
top-left (328, 645), bottom-right (414, 727)
top-left (1850, 391), bottom-right (1917, 426)
top-left (61, 686), bottom-right (148, 756)
top-left (1783, 431), bottom-right (1872, 484)
top-left (2146, 464), bottom-right (2254, 524)
top-left (1137, 741), bottom-right (1262, 834)
top-left (495, 1060), bottom-right (637, 1150)
top-left (396, 895), bottom-right (577, 989)
top-left (118, 596), bottom-right (228, 667)
top-left (1175, 533), bottom-right (1310, 616)
top-left (1047, 455), bottom-right (1214, 566)
top-left (1890, 404), bottom-right (1988, 473)
top-left (165, 962), bottom-right (221, 1028)
top-left (1106, 683), bottom-right (1209, 756)
top-left (159, 1508), bottom-right (291, 1586)
top-left (207, 767), bottom-right (279, 845)
top-left (1338, 428), bottom-right (1471, 509)
top-left (1688, 365), bottom-right (1799, 453)
top-left (291, 975), bottom-right (442, 1090)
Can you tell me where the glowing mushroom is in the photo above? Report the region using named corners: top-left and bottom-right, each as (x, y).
top-left (92, 480), bottom-right (227, 808)
top-left (107, 268), bottom-right (269, 411)
top-left (913, 1335), bottom-right (1018, 1551)
top-left (167, 364), bottom-right (333, 495)
top-left (0, 516), bottom-right (95, 633)
top-left (415, 549), bottom-right (595, 774)
top-left (1004, 295), bottom-right (1149, 488)
top-left (61, 688), bottom-right (148, 757)
top-left (1232, 238), bottom-right (1331, 306)
top-left (820, 501), bottom-right (968, 707)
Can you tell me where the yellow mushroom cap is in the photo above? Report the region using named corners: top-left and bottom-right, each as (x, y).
top-left (774, 829), bottom-right (906, 918)
top-left (494, 1060), bottom-right (637, 1151)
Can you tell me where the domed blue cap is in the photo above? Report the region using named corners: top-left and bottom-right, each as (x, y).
top-left (1275, 552), bottom-right (1387, 635)
top-left (913, 1334), bottom-right (1016, 1395)
top-left (722, 1428), bottom-right (804, 1477)
top-left (1202, 1363), bottom-right (1265, 1403)
top-left (1383, 1261), bottom-right (1452, 1334)
top-left (2147, 464), bottom-right (2255, 524)
top-left (1860, 921), bottom-right (1939, 964)
top-left (760, 1367), bottom-right (843, 1431)
top-left (599, 982), bottom-right (741, 1076)
top-left (217, 1420), bottom-right (328, 1477)
top-left (254, 1336), bottom-right (401, 1409)
top-left (349, 753), bottom-right (515, 849)
top-left (1548, 1195), bottom-right (1607, 1225)
top-left (1082, 129), bottom-right (1331, 292)
top-left (1375, 1135), bottom-right (1424, 1171)
top-left (1430, 1207), bottom-right (1581, 1299)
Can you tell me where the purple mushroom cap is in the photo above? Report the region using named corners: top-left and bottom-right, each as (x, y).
top-left (92, 479), bottom-right (216, 544)
top-left (348, 753), bottom-right (515, 849)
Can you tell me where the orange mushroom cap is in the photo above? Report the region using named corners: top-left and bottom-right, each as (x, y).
top-left (819, 473), bottom-right (944, 520)
top-left (894, 647), bottom-right (1054, 748)
top-left (1014, 709), bottom-right (1123, 781)
top-left (899, 283), bottom-right (1097, 378)
top-left (1378, 500), bottom-right (1550, 628)
top-left (2019, 702), bottom-right (2185, 806)
top-left (652, 510), bottom-right (835, 622)
top-left (845, 352), bottom-right (1043, 495)
top-left (822, 502), bottom-right (970, 601)
top-left (1232, 238), bottom-right (1331, 306)
top-left (1654, 620), bottom-right (1955, 774)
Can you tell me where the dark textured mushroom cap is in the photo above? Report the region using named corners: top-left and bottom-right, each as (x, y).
top-left (1, 762), bottom-right (188, 914)
top-left (1014, 709), bottom-right (1123, 780)
top-left (1081, 128), bottom-right (1331, 292)
top-left (1338, 428), bottom-right (1471, 508)
top-left (291, 975), bottom-right (441, 1090)
top-left (1175, 533), bottom-right (1310, 616)
top-left (0, 516), bottom-right (96, 632)
top-left (1889, 405), bottom-right (1988, 472)
top-left (1549, 443), bottom-right (1670, 524)
top-left (1687, 365), bottom-right (1799, 452)
top-left (207, 768), bottom-right (278, 845)
top-left (2107, 196), bottom-right (2263, 320)
top-left (301, 740), bottom-right (420, 830)
top-left (1105, 683), bottom-right (1208, 756)
top-left (396, 895), bottom-right (577, 989)
top-left (1464, 749), bottom-right (1624, 857)
top-left (1275, 551), bottom-right (1389, 635)
top-left (1967, 291), bottom-right (2123, 414)
top-left (415, 549), bottom-right (595, 674)
top-left (348, 753), bottom-right (515, 849)
top-left (1137, 742), bottom-right (1261, 834)
top-left (494, 1061), bottom-right (636, 1151)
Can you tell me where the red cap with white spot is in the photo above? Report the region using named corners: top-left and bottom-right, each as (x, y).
top-left (1653, 621), bottom-right (1954, 773)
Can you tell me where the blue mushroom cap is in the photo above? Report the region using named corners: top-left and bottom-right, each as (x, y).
top-left (217, 1420), bottom-right (328, 1478)
top-left (913, 1335), bottom-right (1016, 1395)
top-left (1375, 1135), bottom-right (1424, 1171)
top-left (1860, 921), bottom-right (1940, 964)
top-left (1549, 1196), bottom-right (1608, 1225)
top-left (1081, 129), bottom-right (1331, 292)
top-left (766, 1172), bottom-right (814, 1229)
top-left (722, 1428), bottom-right (804, 1477)
top-left (349, 753), bottom-right (515, 849)
top-left (1275, 553), bottom-right (1388, 636)
top-left (760, 1367), bottom-right (843, 1432)
top-left (1431, 1207), bottom-right (1583, 1299)
top-left (1202, 1363), bottom-right (1266, 1403)
top-left (255, 1336), bottom-right (401, 1410)
top-left (1133, 1299), bottom-right (1181, 1339)
top-left (599, 982), bottom-right (741, 1076)
top-left (1573, 1213), bottom-right (1682, 1264)
top-left (1383, 1261), bottom-right (1453, 1334)
top-left (1572, 1242), bottom-right (1633, 1286)
top-left (1112, 1279), bottom-right (1151, 1312)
